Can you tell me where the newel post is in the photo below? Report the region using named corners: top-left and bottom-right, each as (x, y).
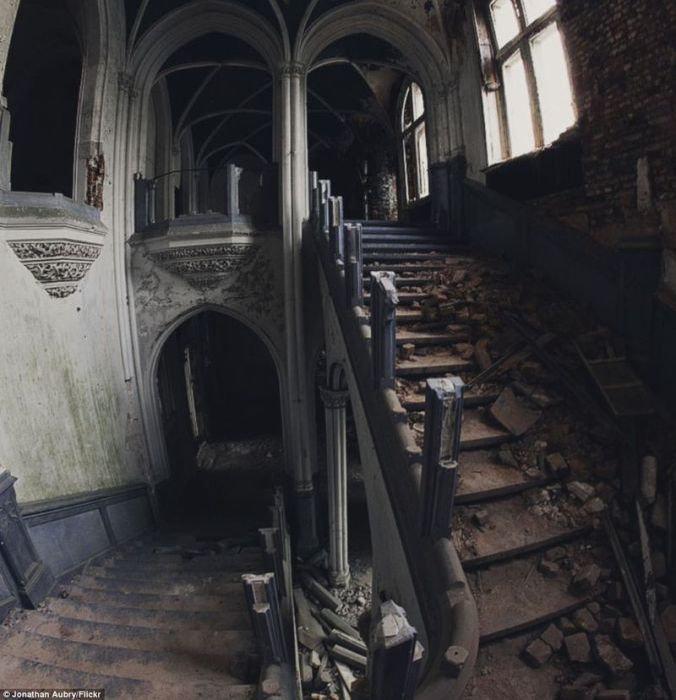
top-left (420, 377), bottom-right (465, 538)
top-left (345, 223), bottom-right (364, 309)
top-left (370, 271), bottom-right (398, 390)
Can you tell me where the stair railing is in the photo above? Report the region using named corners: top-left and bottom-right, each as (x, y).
top-left (308, 171), bottom-right (478, 699)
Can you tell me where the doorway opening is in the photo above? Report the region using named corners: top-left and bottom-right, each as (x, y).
top-left (156, 310), bottom-right (283, 527)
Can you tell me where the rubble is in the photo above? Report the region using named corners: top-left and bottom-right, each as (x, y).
top-left (615, 617), bottom-right (643, 648)
top-left (540, 623), bottom-right (564, 651)
top-left (522, 638), bottom-right (553, 668)
top-left (546, 452), bottom-right (569, 476)
top-left (564, 633), bottom-right (592, 663)
top-left (567, 481), bottom-right (595, 503)
top-left (572, 608), bottom-right (599, 633)
top-left (570, 564), bottom-right (601, 594)
top-left (593, 635), bottom-right (633, 676)
top-left (489, 387), bottom-right (542, 436)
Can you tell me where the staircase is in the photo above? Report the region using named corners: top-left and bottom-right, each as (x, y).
top-left (357, 220), bottom-right (615, 698)
top-left (0, 530), bottom-right (265, 699)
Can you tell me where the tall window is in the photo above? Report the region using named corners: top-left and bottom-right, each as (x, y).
top-left (475, 0), bottom-right (576, 163)
top-left (401, 82), bottom-right (429, 203)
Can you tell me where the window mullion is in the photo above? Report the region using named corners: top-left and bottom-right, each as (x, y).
top-left (520, 38), bottom-right (544, 148)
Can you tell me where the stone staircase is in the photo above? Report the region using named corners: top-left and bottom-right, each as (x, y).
top-left (0, 530), bottom-right (266, 699)
top-left (356, 220), bottom-right (628, 698)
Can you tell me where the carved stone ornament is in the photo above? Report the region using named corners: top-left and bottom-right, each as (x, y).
top-left (8, 239), bottom-right (103, 298)
top-left (148, 243), bottom-right (258, 287)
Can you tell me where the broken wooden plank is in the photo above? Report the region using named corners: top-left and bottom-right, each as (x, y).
top-left (489, 387), bottom-right (542, 437)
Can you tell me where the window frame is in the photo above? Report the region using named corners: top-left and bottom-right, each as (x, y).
top-left (399, 81), bottom-right (430, 206)
top-left (477, 0), bottom-right (574, 162)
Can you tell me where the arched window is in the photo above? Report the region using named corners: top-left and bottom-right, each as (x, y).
top-left (474, 0), bottom-right (576, 163)
top-left (401, 82), bottom-right (429, 204)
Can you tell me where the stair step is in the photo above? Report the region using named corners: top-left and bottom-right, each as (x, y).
top-left (0, 629), bottom-right (252, 685)
top-left (362, 234), bottom-right (449, 245)
top-left (401, 389), bottom-right (499, 411)
top-left (395, 329), bottom-right (469, 347)
top-left (363, 276), bottom-right (436, 288)
top-left (364, 252), bottom-right (450, 263)
top-left (409, 409), bottom-right (512, 450)
top-left (468, 552), bottom-right (594, 644)
top-left (0, 654), bottom-right (257, 700)
top-left (362, 242), bottom-right (454, 253)
top-left (396, 354), bottom-right (473, 377)
top-left (98, 552), bottom-right (265, 574)
top-left (47, 598), bottom-right (251, 631)
top-left (364, 291), bottom-right (427, 305)
top-left (84, 565), bottom-right (248, 585)
top-left (65, 584), bottom-right (243, 613)
top-left (455, 451), bottom-right (545, 504)
top-left (23, 612), bottom-right (255, 657)
top-left (346, 220), bottom-right (438, 233)
top-left (457, 496), bottom-right (589, 569)
top-left (77, 573), bottom-right (242, 596)
top-left (364, 263), bottom-right (446, 274)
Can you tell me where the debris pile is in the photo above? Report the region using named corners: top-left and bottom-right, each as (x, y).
top-left (294, 555), bottom-right (371, 699)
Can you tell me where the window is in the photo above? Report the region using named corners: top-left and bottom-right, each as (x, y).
top-left (401, 82), bottom-right (429, 203)
top-left (475, 0), bottom-right (576, 163)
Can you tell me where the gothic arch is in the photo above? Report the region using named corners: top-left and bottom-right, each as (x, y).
top-left (145, 303), bottom-right (290, 483)
top-left (297, 2), bottom-right (459, 162)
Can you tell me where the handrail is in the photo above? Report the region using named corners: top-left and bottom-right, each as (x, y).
top-left (308, 178), bottom-right (479, 698)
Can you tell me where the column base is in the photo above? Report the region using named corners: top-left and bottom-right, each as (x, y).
top-left (330, 569), bottom-right (351, 588)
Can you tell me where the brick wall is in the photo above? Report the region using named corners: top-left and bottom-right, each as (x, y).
top-left (536, 0), bottom-right (676, 250)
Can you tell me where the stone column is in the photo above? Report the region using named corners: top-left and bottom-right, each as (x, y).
top-left (320, 387), bottom-right (350, 587)
top-left (278, 61), bottom-right (318, 556)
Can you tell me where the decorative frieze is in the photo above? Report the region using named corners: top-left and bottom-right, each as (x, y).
top-left (7, 239), bottom-right (103, 298)
top-left (147, 243), bottom-right (257, 287)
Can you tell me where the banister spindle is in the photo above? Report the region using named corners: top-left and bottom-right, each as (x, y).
top-left (370, 271), bottom-right (398, 390)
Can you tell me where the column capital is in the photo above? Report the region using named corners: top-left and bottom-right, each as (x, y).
top-left (278, 61), bottom-right (307, 78)
top-left (320, 387), bottom-right (349, 409)
top-left (118, 72), bottom-right (138, 100)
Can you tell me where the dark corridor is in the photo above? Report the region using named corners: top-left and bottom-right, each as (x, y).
top-left (156, 310), bottom-right (283, 525)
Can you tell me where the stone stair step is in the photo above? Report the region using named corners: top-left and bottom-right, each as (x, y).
top-left (64, 584), bottom-right (243, 613)
top-left (22, 612), bottom-right (255, 657)
top-left (47, 598), bottom-right (251, 631)
top-left (395, 329), bottom-right (469, 347)
top-left (401, 389), bottom-right (499, 411)
top-left (77, 573), bottom-right (242, 596)
top-left (461, 410), bottom-right (513, 450)
top-left (456, 451), bottom-right (547, 504)
top-left (363, 276), bottom-right (436, 288)
top-left (363, 263), bottom-right (446, 275)
top-left (396, 354), bottom-right (474, 377)
top-left (84, 565), bottom-right (246, 585)
top-left (97, 552), bottom-right (265, 573)
top-left (0, 629), bottom-right (251, 685)
top-left (468, 553), bottom-right (594, 644)
top-left (364, 291), bottom-right (427, 305)
top-left (363, 252), bottom-right (450, 263)
top-left (362, 242), bottom-right (454, 254)
top-left (456, 495), bottom-right (589, 569)
top-left (362, 235), bottom-right (450, 247)
top-left (0, 655), bottom-right (257, 700)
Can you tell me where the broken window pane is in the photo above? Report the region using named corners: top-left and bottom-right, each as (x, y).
top-left (502, 50), bottom-right (535, 156)
top-left (483, 89), bottom-right (503, 164)
top-left (411, 82), bottom-right (425, 122)
top-left (531, 22), bottom-right (575, 144)
top-left (522, 0), bottom-right (556, 25)
top-left (490, 0), bottom-right (520, 48)
top-left (416, 123), bottom-right (429, 198)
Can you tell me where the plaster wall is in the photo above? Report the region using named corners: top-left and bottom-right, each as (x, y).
top-left (0, 1), bottom-right (20, 86)
top-left (0, 5), bottom-right (150, 505)
top-left (0, 231), bottom-right (148, 503)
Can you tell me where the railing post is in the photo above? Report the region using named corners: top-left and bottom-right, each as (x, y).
top-left (242, 573), bottom-right (289, 664)
top-left (369, 600), bottom-right (425, 700)
top-left (309, 171), bottom-right (319, 224)
top-left (226, 163), bottom-right (243, 218)
top-left (421, 377), bottom-right (465, 538)
top-left (345, 223), bottom-right (364, 309)
top-left (329, 195), bottom-right (345, 266)
top-left (319, 179), bottom-right (331, 236)
top-left (370, 271), bottom-right (398, 390)
top-left (133, 173), bottom-right (155, 232)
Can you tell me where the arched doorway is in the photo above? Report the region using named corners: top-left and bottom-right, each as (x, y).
top-left (156, 309), bottom-right (283, 526)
